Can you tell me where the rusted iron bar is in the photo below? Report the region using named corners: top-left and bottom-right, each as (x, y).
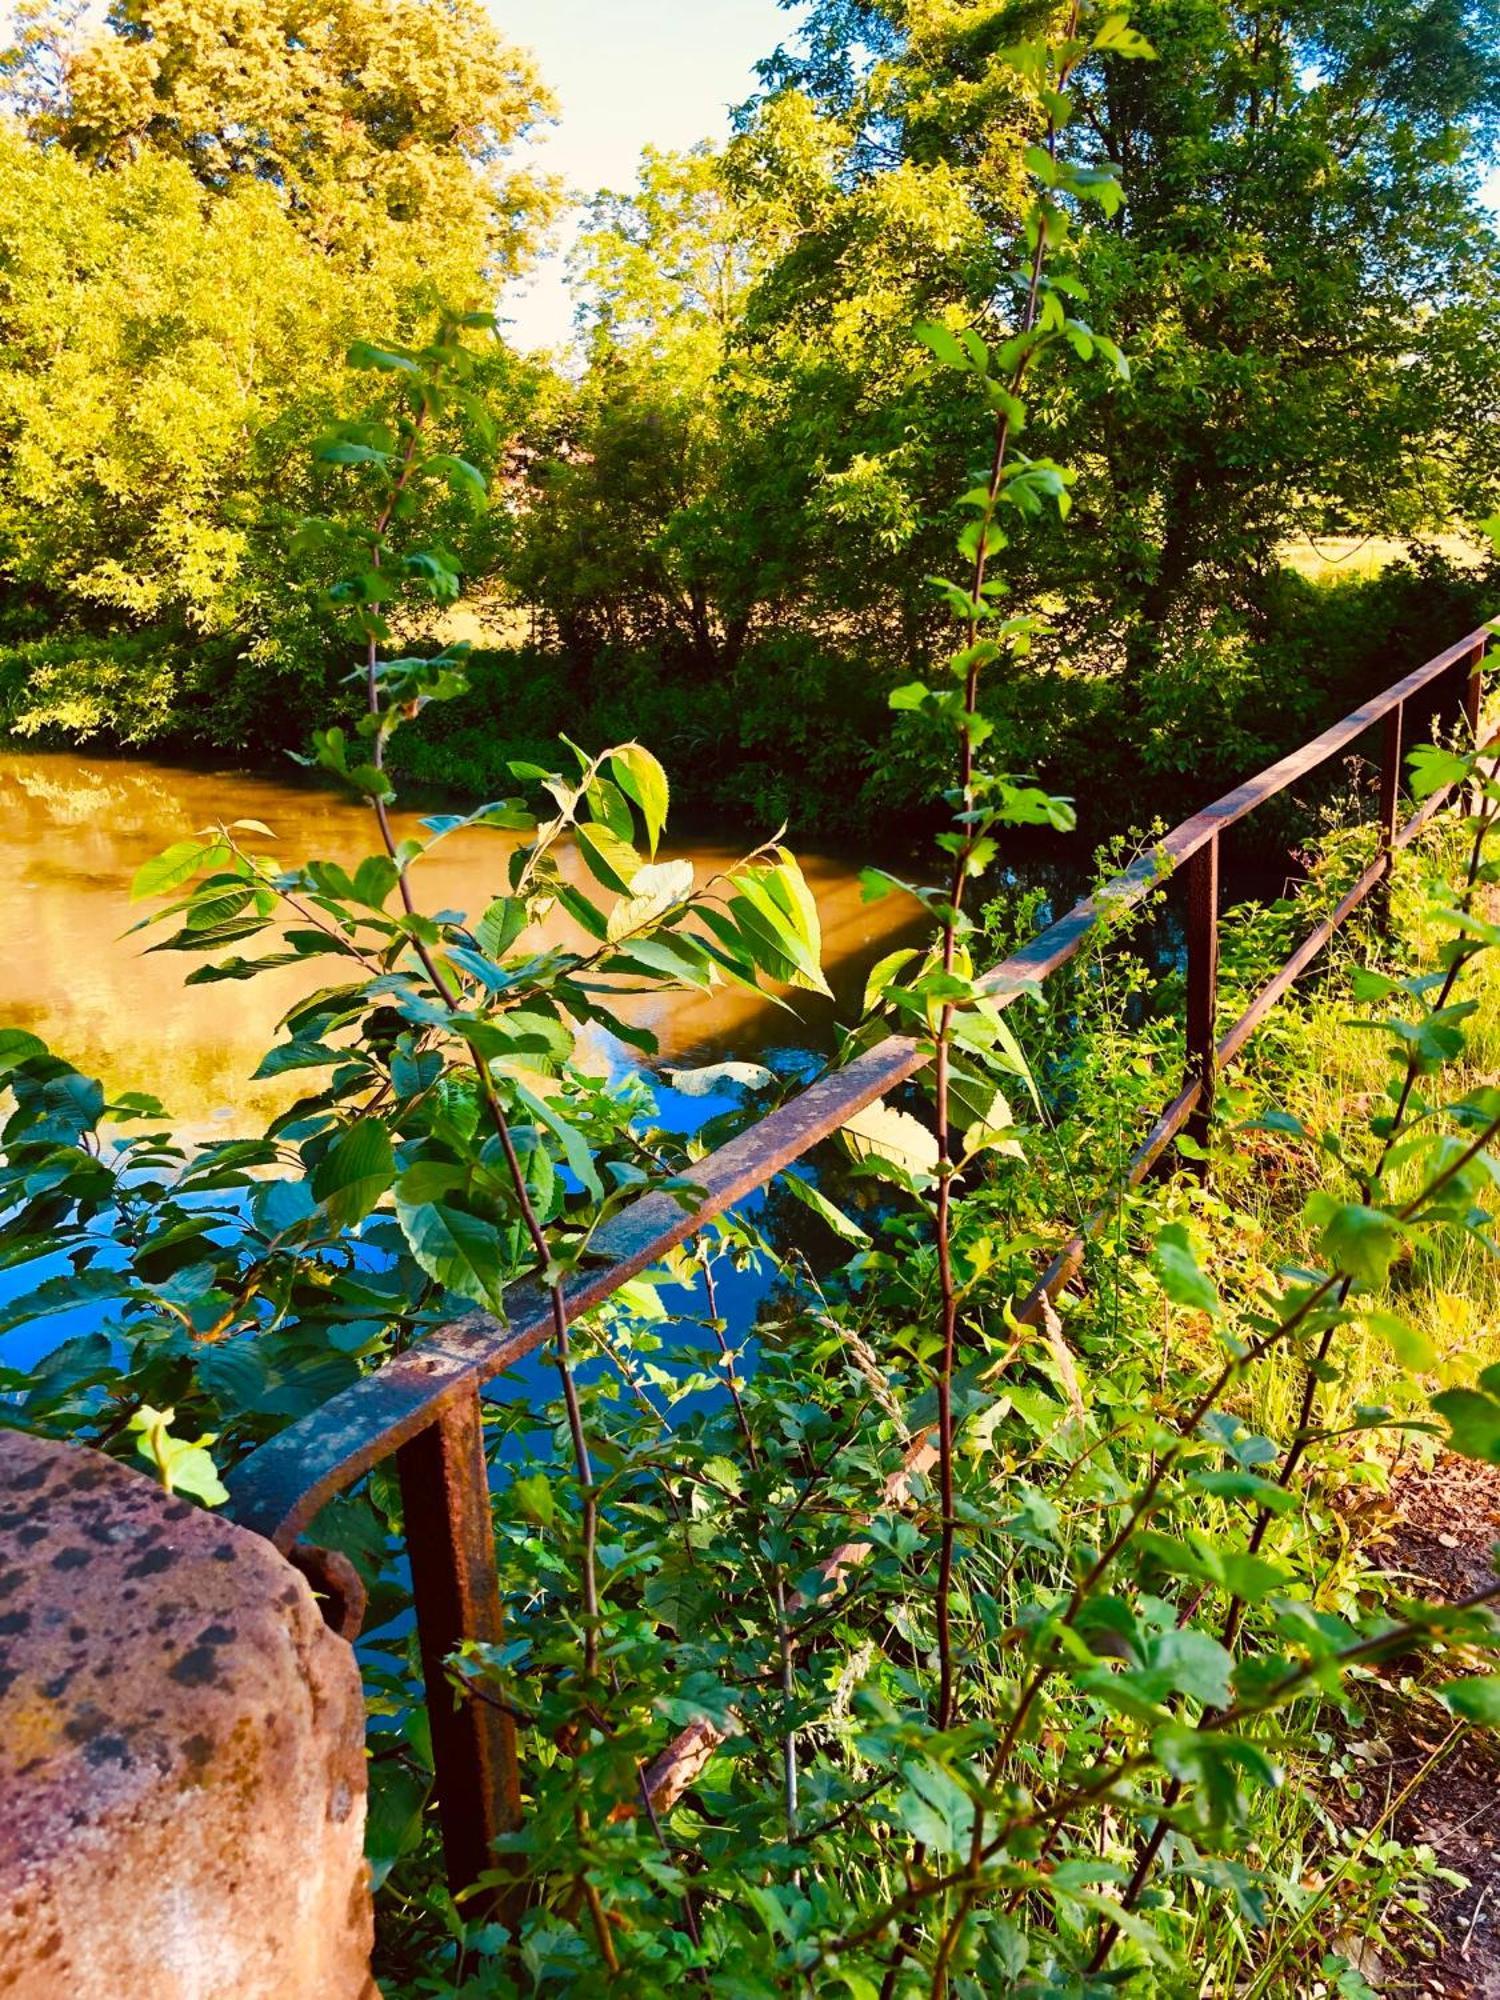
top-left (224, 627), bottom-right (1493, 1885)
top-left (1015, 751), bottom-right (1488, 1329)
top-left (1218, 765), bottom-right (1469, 1067)
top-left (1184, 835), bottom-right (1219, 1155)
top-left (787, 744), bottom-right (1493, 1594)
top-left (229, 625), bottom-right (1494, 1553)
top-left (1379, 701), bottom-right (1404, 855)
top-left (229, 1032), bottom-right (930, 1550)
top-left (397, 1385), bottom-right (522, 1904)
top-left (285, 1544), bottom-right (366, 1640)
top-left (1376, 698), bottom-right (1405, 936)
top-left (1465, 642), bottom-right (1486, 740)
top-left (1217, 853), bottom-right (1386, 1068)
top-left (233, 1313), bottom-right (540, 1551)
top-left (1033, 623), bottom-right (1490, 890)
top-left (1010, 1078), bottom-right (1204, 1323)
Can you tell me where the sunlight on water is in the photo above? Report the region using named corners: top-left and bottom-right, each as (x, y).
top-left (0, 749), bottom-right (924, 1133)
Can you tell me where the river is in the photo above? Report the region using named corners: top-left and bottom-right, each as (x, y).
top-left (0, 748), bottom-right (928, 1131)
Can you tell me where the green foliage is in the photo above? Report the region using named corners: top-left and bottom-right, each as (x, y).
top-left (4, 351), bottom-right (1500, 1995)
top-left (511, 146), bottom-right (762, 683)
top-left (129, 1405), bottom-right (230, 1505)
top-left (0, 2), bottom-right (551, 753)
top-left (497, 0), bottom-right (1500, 842)
top-left (5, 0), bottom-right (1499, 846)
top-left (364, 715), bottom-right (1500, 1995)
top-left (0, 322), bottom-right (836, 1509)
top-left (5, 0), bottom-right (556, 264)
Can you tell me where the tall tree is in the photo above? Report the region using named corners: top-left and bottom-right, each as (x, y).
top-left (0, 0), bottom-right (555, 750)
top-left (1061, 0), bottom-right (1500, 701)
top-left (740, 0), bottom-right (1500, 705)
top-left (3, 0), bottom-right (556, 264)
top-left (514, 146), bottom-right (771, 676)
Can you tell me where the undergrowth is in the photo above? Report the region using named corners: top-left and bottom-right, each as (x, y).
top-left (2, 11), bottom-right (1499, 1996)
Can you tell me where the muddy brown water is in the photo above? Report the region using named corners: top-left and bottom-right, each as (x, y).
top-left (0, 748), bottom-right (926, 1133)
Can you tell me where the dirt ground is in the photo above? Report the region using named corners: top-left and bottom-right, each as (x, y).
top-left (1368, 1454), bottom-right (1500, 1998)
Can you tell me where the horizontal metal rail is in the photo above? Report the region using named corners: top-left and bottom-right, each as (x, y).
top-left (226, 621), bottom-right (1492, 1894)
top-left (229, 624), bottom-right (1489, 1550)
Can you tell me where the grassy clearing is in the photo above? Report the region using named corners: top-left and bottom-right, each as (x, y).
top-left (1279, 532), bottom-right (1492, 584)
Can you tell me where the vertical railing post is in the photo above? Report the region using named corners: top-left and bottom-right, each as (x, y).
top-left (397, 1384), bottom-right (522, 1909)
top-left (1464, 640), bottom-right (1485, 742)
top-left (1446, 639), bottom-right (1484, 745)
top-left (1184, 832), bottom-right (1219, 1160)
top-left (1376, 698), bottom-right (1404, 932)
top-left (1379, 699), bottom-right (1404, 852)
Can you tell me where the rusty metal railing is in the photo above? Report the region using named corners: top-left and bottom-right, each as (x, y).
top-left (227, 622), bottom-right (1493, 1898)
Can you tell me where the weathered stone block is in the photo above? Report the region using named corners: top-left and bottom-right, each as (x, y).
top-left (0, 1430), bottom-right (377, 1998)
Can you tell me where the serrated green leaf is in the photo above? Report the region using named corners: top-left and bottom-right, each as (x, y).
top-left (512, 1472), bottom-right (555, 1528)
top-left (131, 839), bottom-right (225, 901)
top-left (128, 1406), bottom-right (228, 1507)
top-left (1431, 1384), bottom-right (1500, 1461)
top-left (607, 859), bottom-right (694, 942)
top-left (312, 1118), bottom-right (395, 1227)
top-left (395, 1199), bottom-right (508, 1313)
top-left (781, 1168), bottom-right (870, 1244)
top-left (1320, 1204), bottom-right (1406, 1285)
top-left (914, 321), bottom-right (971, 371)
top-left (477, 897), bottom-right (527, 959)
top-left (1439, 1676), bottom-right (1500, 1724)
